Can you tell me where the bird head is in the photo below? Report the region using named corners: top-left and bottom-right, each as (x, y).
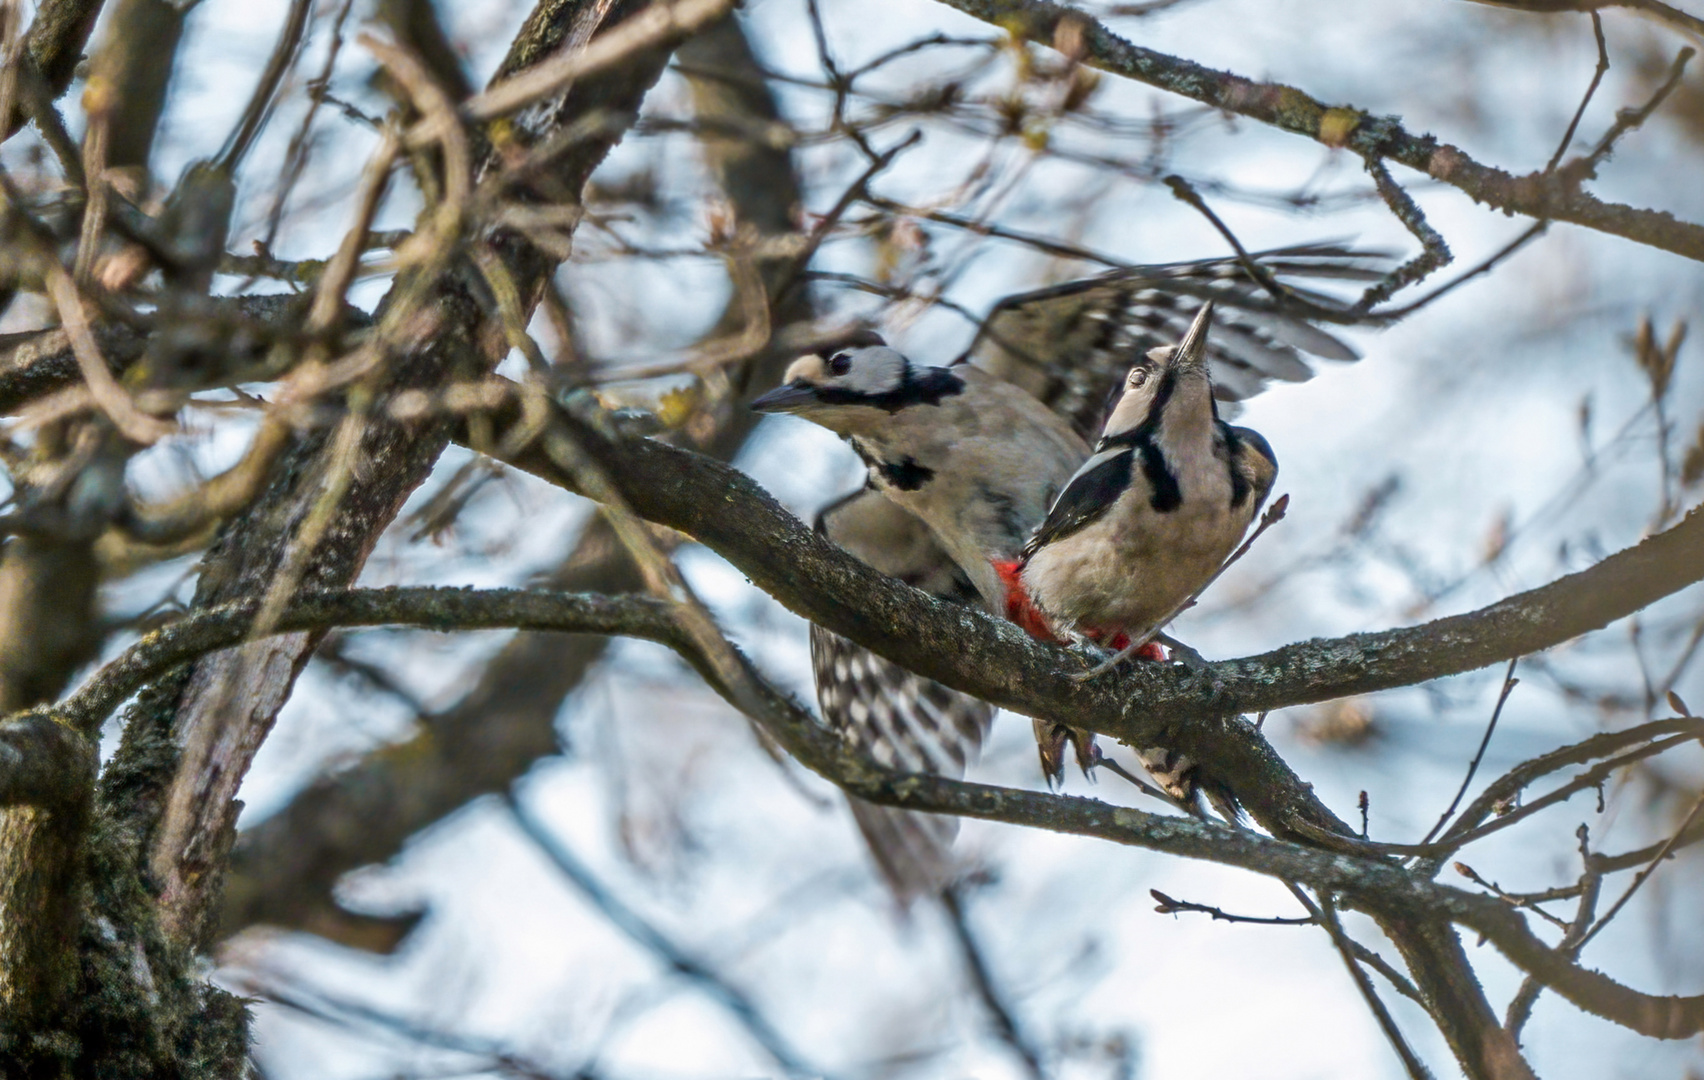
top-left (751, 333), bottom-right (965, 434)
top-left (1100, 300), bottom-right (1215, 440)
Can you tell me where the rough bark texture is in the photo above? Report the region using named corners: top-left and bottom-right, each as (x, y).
top-left (219, 10), bottom-right (810, 948)
top-left (135, 0), bottom-right (683, 955)
top-left (933, 0), bottom-right (1704, 264)
top-left (0, 713), bottom-right (93, 1034)
top-left (50, 585), bottom-right (1704, 1048)
top-left (469, 398), bottom-right (1704, 764)
top-left (0, 0), bottom-right (694, 1072)
top-left (86, 0), bottom-right (185, 176)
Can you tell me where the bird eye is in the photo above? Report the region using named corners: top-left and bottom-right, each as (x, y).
top-left (827, 352), bottom-right (853, 376)
top-left (1126, 368), bottom-right (1149, 389)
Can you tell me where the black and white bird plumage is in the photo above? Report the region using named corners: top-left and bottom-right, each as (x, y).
top-left (809, 489), bottom-right (992, 905)
top-left (1014, 301), bottom-right (1276, 817)
top-left (1018, 301), bottom-right (1279, 640)
top-left (754, 246), bottom-right (1377, 895)
top-left (965, 244), bottom-right (1382, 440)
top-left (754, 342), bottom-right (1088, 610)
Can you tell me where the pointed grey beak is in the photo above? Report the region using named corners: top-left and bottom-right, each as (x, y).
top-left (751, 382), bottom-right (819, 413)
top-left (1170, 300), bottom-right (1215, 373)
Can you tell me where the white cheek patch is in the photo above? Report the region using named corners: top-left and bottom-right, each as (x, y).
top-left (838, 347), bottom-right (907, 394)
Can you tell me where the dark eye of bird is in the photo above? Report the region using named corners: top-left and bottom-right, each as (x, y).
top-left (827, 352), bottom-right (852, 376)
top-left (1127, 368), bottom-right (1148, 389)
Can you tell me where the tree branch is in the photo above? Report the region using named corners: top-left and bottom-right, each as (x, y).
top-left (48, 584), bottom-right (1704, 1042)
top-left (461, 386), bottom-right (1704, 775)
top-left (929, 0), bottom-right (1704, 263)
top-left (220, 9), bottom-right (816, 948)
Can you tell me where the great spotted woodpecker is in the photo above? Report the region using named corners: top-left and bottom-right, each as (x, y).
top-left (753, 246), bottom-right (1379, 884)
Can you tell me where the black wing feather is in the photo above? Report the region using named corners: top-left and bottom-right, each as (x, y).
top-left (1021, 447), bottom-right (1134, 559)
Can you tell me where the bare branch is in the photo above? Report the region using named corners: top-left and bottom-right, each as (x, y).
top-left (461, 387), bottom-right (1704, 755)
top-left (930, 0), bottom-right (1704, 262)
top-left (505, 791), bottom-right (826, 1079)
top-left (1420, 660), bottom-right (1520, 847)
top-left (51, 583), bottom-right (1704, 1041)
top-left (462, 0), bottom-right (735, 123)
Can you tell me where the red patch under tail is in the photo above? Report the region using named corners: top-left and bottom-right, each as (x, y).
top-left (991, 559), bottom-right (1061, 643)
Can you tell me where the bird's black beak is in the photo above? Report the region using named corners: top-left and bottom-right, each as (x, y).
top-left (750, 382), bottom-right (819, 413)
top-left (1171, 300), bottom-right (1215, 374)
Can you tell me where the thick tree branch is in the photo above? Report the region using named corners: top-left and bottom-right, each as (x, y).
top-left (3, 0), bottom-right (103, 140)
top-left (930, 0), bottom-right (1704, 263)
top-left (53, 584), bottom-right (1704, 1042)
top-left (0, 710), bottom-right (93, 812)
top-left (119, 0), bottom-right (696, 953)
top-left (464, 390), bottom-right (1704, 767)
top-left (0, 709), bottom-right (94, 1028)
top-left (449, 387), bottom-right (1702, 1078)
top-left (0, 294), bottom-right (309, 415)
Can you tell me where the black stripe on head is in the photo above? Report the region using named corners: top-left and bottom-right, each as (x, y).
top-left (1099, 368), bottom-right (1182, 513)
top-left (813, 364), bottom-right (966, 413)
top-left (1136, 437), bottom-right (1182, 512)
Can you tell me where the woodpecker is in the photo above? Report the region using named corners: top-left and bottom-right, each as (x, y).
top-left (755, 247), bottom-right (1375, 843)
top-left (1016, 300), bottom-right (1277, 648)
top-left (810, 488), bottom-right (993, 905)
top-left (751, 337), bottom-right (1088, 610)
top-left (1008, 301), bottom-right (1276, 814)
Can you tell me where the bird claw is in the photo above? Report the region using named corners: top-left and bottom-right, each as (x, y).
top-left (1069, 636), bottom-right (1167, 681)
top-left (1155, 632), bottom-right (1208, 672)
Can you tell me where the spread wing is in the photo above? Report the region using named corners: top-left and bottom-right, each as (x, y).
top-left (962, 243), bottom-right (1387, 440)
top-left (808, 245), bottom-right (1386, 842)
top-left (811, 489), bottom-right (993, 907)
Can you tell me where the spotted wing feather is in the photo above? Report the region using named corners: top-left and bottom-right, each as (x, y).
top-left (964, 243), bottom-right (1386, 440)
top-left (812, 490), bottom-right (994, 906)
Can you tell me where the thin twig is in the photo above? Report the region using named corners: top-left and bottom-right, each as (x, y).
top-left (504, 790), bottom-right (824, 1079)
top-left (1163, 175), bottom-right (1294, 307)
top-left (1092, 753), bottom-right (1181, 805)
top-left (1376, 221), bottom-right (1548, 320)
top-left (41, 264), bottom-right (170, 444)
top-left (1566, 43), bottom-right (1693, 183)
top-left (1291, 729), bottom-right (1704, 861)
top-left (259, 0), bottom-right (358, 254)
top-left (460, 0), bottom-right (735, 123)
top-left (1576, 787), bottom-right (1704, 950)
top-left (1420, 659), bottom-right (1519, 846)
top-left (1506, 824), bottom-right (1603, 1041)
top-left (1353, 157), bottom-right (1452, 311)
top-left (216, 0), bottom-right (314, 172)
top-left (1314, 893), bottom-right (1438, 1080)
top-left (781, 130), bottom-right (923, 299)
top-left (1149, 888), bottom-right (1314, 925)
top-left (941, 887), bottom-right (1047, 1080)
top-left (1546, 12), bottom-right (1608, 175)
top-left (1453, 862), bottom-right (1570, 931)
top-left (863, 193), bottom-right (1127, 267)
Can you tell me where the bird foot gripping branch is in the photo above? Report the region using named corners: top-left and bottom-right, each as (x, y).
top-left (755, 255), bottom-right (1356, 809)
